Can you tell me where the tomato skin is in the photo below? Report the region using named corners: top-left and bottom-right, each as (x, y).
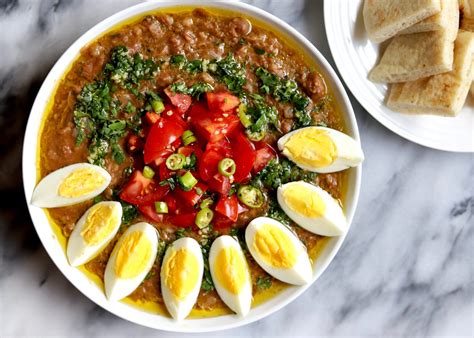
top-left (163, 194), bottom-right (178, 214)
top-left (199, 149), bottom-right (223, 182)
top-left (213, 213), bottom-right (234, 229)
top-left (253, 143), bottom-right (277, 173)
top-left (163, 105), bottom-right (188, 128)
top-left (168, 212), bottom-right (197, 228)
top-left (144, 118), bottom-right (185, 164)
top-left (231, 132), bottom-right (257, 183)
top-left (165, 88), bottom-right (192, 113)
top-left (120, 171), bottom-right (169, 205)
top-left (205, 138), bottom-right (232, 157)
top-left (175, 182), bottom-right (207, 207)
top-left (138, 204), bottom-right (164, 223)
top-left (206, 91), bottom-right (240, 112)
top-left (159, 162), bottom-right (174, 181)
top-left (191, 111), bottom-right (241, 142)
top-left (145, 112), bottom-right (160, 125)
top-left (208, 173), bottom-right (231, 195)
top-left (215, 194), bottom-right (239, 222)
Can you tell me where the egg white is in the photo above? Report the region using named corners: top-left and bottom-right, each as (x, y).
top-left (161, 237), bottom-right (204, 321)
top-left (67, 201), bottom-right (122, 267)
top-left (245, 217), bottom-right (312, 285)
top-left (209, 235), bottom-right (252, 317)
top-left (104, 222), bottom-right (159, 301)
top-left (277, 181), bottom-right (347, 236)
top-left (31, 163), bottom-right (111, 208)
top-left (278, 126), bottom-right (364, 173)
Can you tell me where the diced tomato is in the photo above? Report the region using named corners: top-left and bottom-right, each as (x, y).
top-left (162, 104), bottom-right (188, 128)
top-left (163, 194), bottom-right (178, 214)
top-left (151, 148), bottom-right (174, 167)
top-left (168, 212), bottom-right (197, 228)
top-left (159, 162), bottom-right (174, 180)
top-left (213, 213), bottom-right (234, 229)
top-left (231, 132), bottom-right (256, 183)
top-left (207, 173), bottom-right (231, 195)
top-left (206, 91), bottom-right (240, 112)
top-left (175, 182), bottom-right (207, 207)
top-left (253, 143), bottom-right (277, 173)
top-left (215, 194), bottom-right (238, 222)
top-left (198, 149), bottom-right (222, 182)
top-left (119, 171), bottom-right (169, 205)
top-left (144, 117), bottom-right (184, 164)
top-left (145, 112), bottom-right (160, 125)
top-left (191, 111), bottom-right (241, 142)
top-left (205, 137), bottom-right (232, 157)
top-left (164, 88), bottom-right (192, 113)
top-left (178, 144), bottom-right (203, 159)
top-left (127, 134), bottom-right (144, 153)
top-left (138, 204), bottom-right (164, 223)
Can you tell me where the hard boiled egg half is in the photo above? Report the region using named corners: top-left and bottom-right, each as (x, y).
top-left (104, 222), bottom-right (158, 301)
top-left (67, 201), bottom-right (122, 267)
top-left (277, 126), bottom-right (364, 173)
top-left (245, 217), bottom-right (312, 285)
top-left (209, 235), bottom-right (252, 317)
top-left (277, 181), bottom-right (347, 236)
top-left (161, 237), bottom-right (204, 321)
top-left (31, 163), bottom-right (111, 208)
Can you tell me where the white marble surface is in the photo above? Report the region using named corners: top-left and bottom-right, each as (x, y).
top-left (0, 0), bottom-right (473, 336)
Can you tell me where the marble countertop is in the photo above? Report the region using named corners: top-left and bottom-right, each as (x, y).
top-left (0, 0), bottom-right (472, 336)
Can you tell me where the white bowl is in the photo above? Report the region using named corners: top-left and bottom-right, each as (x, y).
top-left (22, 0), bottom-right (362, 332)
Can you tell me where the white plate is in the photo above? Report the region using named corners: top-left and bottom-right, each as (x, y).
top-left (324, 0), bottom-right (474, 152)
top-left (22, 0), bottom-right (362, 332)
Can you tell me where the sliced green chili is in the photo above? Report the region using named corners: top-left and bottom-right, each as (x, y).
top-left (178, 171), bottom-right (198, 191)
top-left (182, 130), bottom-right (197, 145)
top-left (246, 129), bottom-right (265, 142)
top-left (237, 185), bottom-right (265, 208)
top-left (200, 197), bottom-right (214, 209)
top-left (154, 201), bottom-right (168, 213)
top-left (143, 166), bottom-right (155, 179)
top-left (218, 158), bottom-right (236, 177)
top-left (166, 153), bottom-right (186, 170)
top-left (195, 208), bottom-right (214, 229)
top-left (238, 103), bottom-right (252, 128)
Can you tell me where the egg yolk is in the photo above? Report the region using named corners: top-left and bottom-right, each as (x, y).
top-left (253, 224), bottom-right (298, 268)
top-left (282, 184), bottom-right (326, 218)
top-left (163, 248), bottom-right (199, 300)
top-left (115, 231), bottom-right (153, 279)
top-left (215, 247), bottom-right (248, 295)
top-left (283, 129), bottom-right (337, 168)
top-left (80, 204), bottom-right (117, 246)
top-left (58, 168), bottom-right (106, 198)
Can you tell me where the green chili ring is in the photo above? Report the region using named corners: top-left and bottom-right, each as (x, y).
top-left (237, 185), bottom-right (265, 208)
top-left (195, 208), bottom-right (214, 229)
top-left (166, 153), bottom-right (186, 170)
top-left (218, 158), bottom-right (236, 177)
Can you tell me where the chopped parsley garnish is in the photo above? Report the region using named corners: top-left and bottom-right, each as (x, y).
top-left (209, 53), bottom-right (246, 94)
top-left (267, 199), bottom-right (291, 226)
top-left (256, 276), bottom-right (272, 290)
top-left (175, 228), bottom-right (187, 239)
top-left (169, 81), bottom-right (214, 99)
top-left (254, 48), bottom-right (266, 55)
top-left (121, 202), bottom-right (138, 225)
top-left (200, 230), bottom-right (218, 292)
top-left (242, 93), bottom-right (279, 140)
top-left (159, 177), bottom-right (178, 191)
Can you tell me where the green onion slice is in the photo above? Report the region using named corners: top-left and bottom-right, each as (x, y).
top-left (143, 166), bottom-right (155, 179)
top-left (178, 171), bottom-right (198, 191)
top-left (154, 201), bottom-right (168, 214)
top-left (195, 208), bottom-right (214, 229)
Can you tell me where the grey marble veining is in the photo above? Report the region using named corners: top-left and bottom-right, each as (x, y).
top-left (0, 0), bottom-right (473, 337)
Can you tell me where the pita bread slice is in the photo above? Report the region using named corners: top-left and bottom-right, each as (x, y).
top-left (399, 0), bottom-right (459, 40)
top-left (369, 31), bottom-right (454, 83)
top-left (387, 31), bottom-right (474, 116)
top-left (363, 0), bottom-right (441, 43)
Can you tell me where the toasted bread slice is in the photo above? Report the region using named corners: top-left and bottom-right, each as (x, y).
top-left (387, 31), bottom-right (474, 116)
top-left (399, 0), bottom-right (459, 40)
top-left (369, 31), bottom-right (454, 83)
top-left (363, 0), bottom-right (441, 43)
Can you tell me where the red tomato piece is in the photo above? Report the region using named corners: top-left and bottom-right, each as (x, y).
top-left (175, 182), bottom-right (208, 207)
top-left (168, 212), bottom-right (197, 228)
top-left (198, 149), bottom-right (223, 182)
top-left (127, 134), bottom-right (144, 153)
top-left (138, 204), bottom-right (164, 223)
top-left (213, 213), bottom-right (234, 229)
top-left (206, 91), bottom-right (240, 112)
top-left (163, 194), bottom-right (178, 214)
top-left (164, 88), bottom-right (192, 113)
top-left (119, 171), bottom-right (169, 205)
top-left (144, 118), bottom-right (184, 164)
top-left (253, 143), bottom-right (277, 173)
top-left (205, 137), bottom-right (232, 157)
top-left (145, 112), bottom-right (160, 125)
top-left (178, 145), bottom-right (203, 159)
top-left (162, 104), bottom-right (188, 128)
top-left (151, 148), bottom-right (174, 167)
top-left (215, 194), bottom-right (238, 222)
top-left (159, 162), bottom-right (174, 181)
top-left (231, 132), bottom-right (256, 183)
top-left (207, 173), bottom-right (231, 195)
top-left (191, 111), bottom-right (241, 142)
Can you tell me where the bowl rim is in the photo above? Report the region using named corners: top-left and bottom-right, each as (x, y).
top-left (22, 0), bottom-right (362, 332)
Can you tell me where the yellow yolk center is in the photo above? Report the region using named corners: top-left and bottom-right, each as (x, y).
top-left (282, 184), bottom-right (326, 218)
top-left (283, 129), bottom-right (337, 168)
top-left (253, 224), bottom-right (298, 268)
top-left (115, 231), bottom-right (152, 279)
top-left (80, 204), bottom-right (118, 246)
top-left (58, 168), bottom-right (106, 198)
top-left (163, 248), bottom-right (199, 300)
top-left (215, 246), bottom-right (247, 295)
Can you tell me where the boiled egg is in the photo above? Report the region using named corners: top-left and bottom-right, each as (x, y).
top-left (277, 181), bottom-right (347, 236)
top-left (161, 237), bottom-right (204, 321)
top-left (67, 201), bottom-right (122, 267)
top-left (245, 217), bottom-right (312, 285)
top-left (209, 235), bottom-right (252, 316)
top-left (104, 222), bottom-right (158, 301)
top-left (31, 163), bottom-right (111, 208)
top-left (277, 126), bottom-right (364, 173)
